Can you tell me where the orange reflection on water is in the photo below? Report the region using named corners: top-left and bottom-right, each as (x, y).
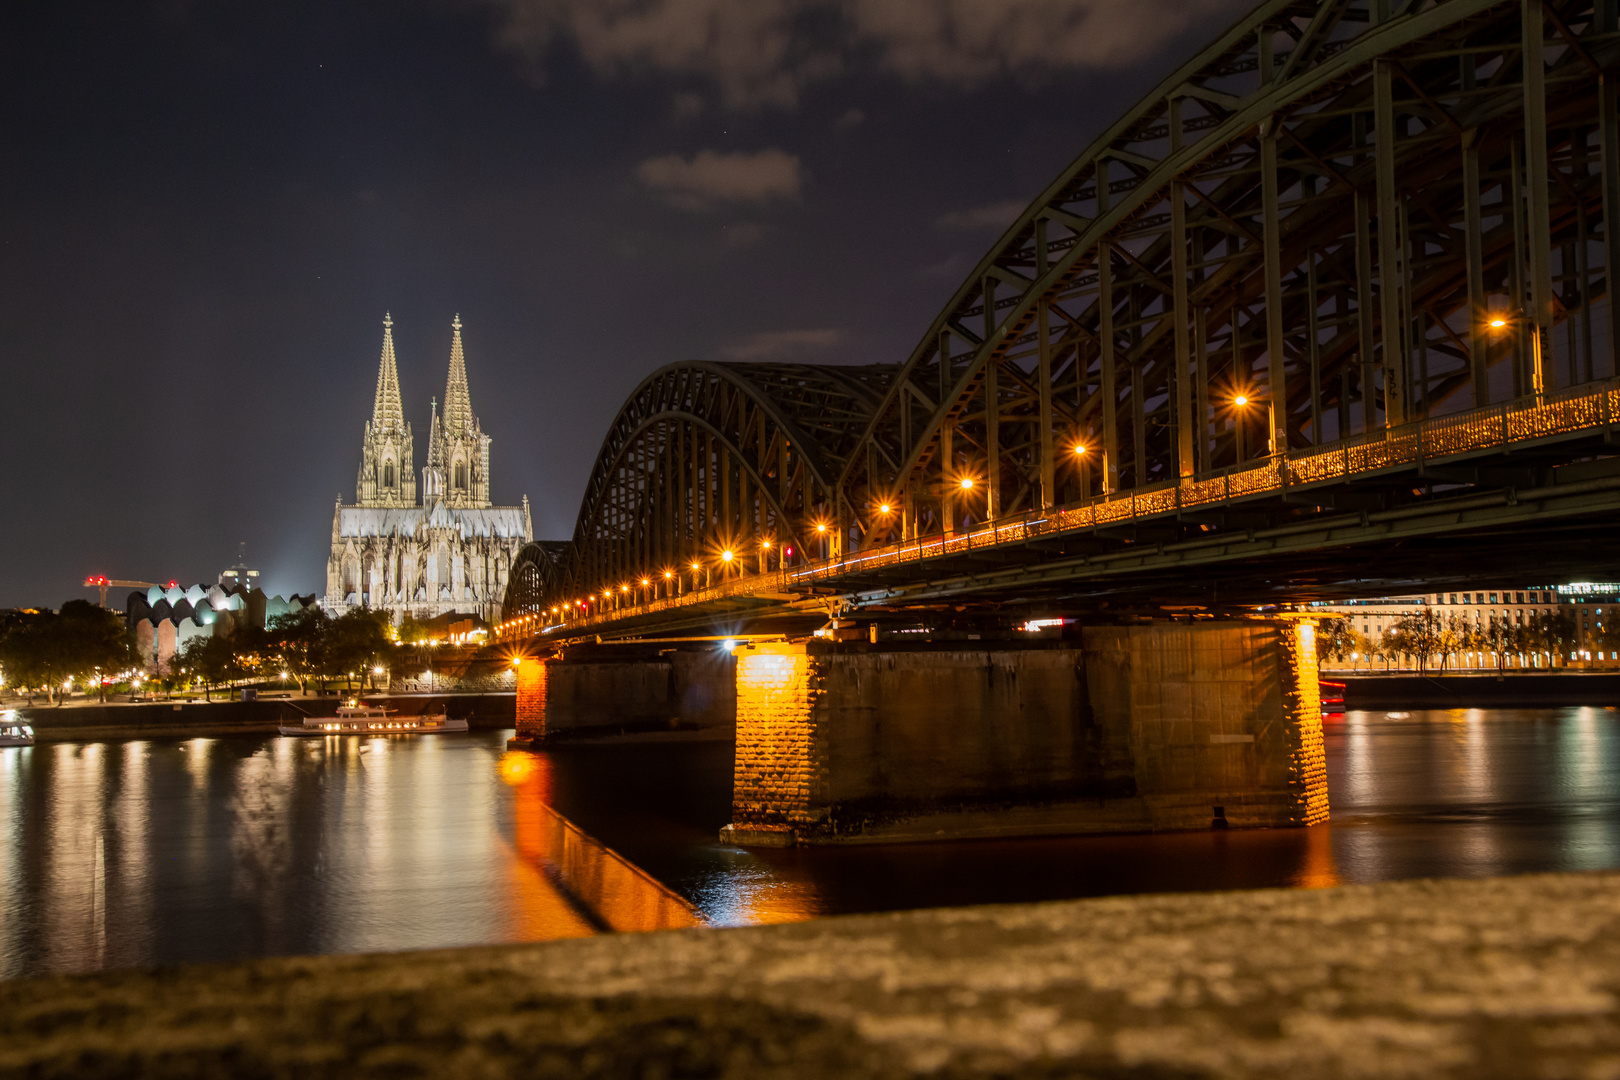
top-left (500, 751), bottom-right (703, 933)
top-left (1290, 824), bottom-right (1342, 889)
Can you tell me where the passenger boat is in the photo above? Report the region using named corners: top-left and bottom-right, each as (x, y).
top-left (0, 711), bottom-right (34, 746)
top-left (279, 700), bottom-right (468, 737)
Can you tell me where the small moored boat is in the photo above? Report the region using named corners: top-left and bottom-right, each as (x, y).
top-left (0, 711), bottom-right (34, 747)
top-left (279, 700), bottom-right (468, 737)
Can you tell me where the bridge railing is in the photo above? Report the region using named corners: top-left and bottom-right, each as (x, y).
top-left (506, 379), bottom-right (1620, 641)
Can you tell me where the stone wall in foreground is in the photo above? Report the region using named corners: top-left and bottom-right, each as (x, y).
top-left (3, 871), bottom-right (1616, 1078)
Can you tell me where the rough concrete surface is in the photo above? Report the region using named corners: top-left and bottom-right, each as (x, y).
top-left (5, 872), bottom-right (1620, 1078)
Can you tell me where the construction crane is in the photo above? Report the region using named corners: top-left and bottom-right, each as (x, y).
top-left (84, 575), bottom-right (168, 609)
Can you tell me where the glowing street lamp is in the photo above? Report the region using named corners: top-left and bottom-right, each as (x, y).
top-left (1484, 308), bottom-right (1547, 395)
top-left (1231, 392), bottom-right (1277, 457)
top-left (959, 476), bottom-right (974, 491)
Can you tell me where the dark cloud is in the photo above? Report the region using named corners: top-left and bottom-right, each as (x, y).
top-left (636, 148), bottom-right (802, 210)
top-left (720, 328), bottom-right (842, 361)
top-left (480, 0), bottom-right (1246, 109)
top-left (936, 200), bottom-right (1025, 231)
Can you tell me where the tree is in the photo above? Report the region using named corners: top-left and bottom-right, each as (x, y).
top-left (176, 634), bottom-right (239, 702)
top-left (396, 615), bottom-right (432, 645)
top-left (265, 607), bottom-right (331, 694)
top-left (326, 608), bottom-right (393, 689)
top-left (1387, 609), bottom-right (1444, 673)
top-left (0, 601), bottom-right (132, 704)
top-left (1316, 616), bottom-right (1354, 666)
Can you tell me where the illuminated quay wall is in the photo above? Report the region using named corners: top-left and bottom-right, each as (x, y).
top-left (724, 621), bottom-right (1326, 846)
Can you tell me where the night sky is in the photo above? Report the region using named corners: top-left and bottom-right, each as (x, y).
top-left (0, 0), bottom-right (1247, 608)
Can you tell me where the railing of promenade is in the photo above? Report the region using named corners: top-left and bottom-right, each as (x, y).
top-left (502, 379), bottom-right (1619, 642)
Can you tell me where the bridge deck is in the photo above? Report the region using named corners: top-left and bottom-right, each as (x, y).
top-left (500, 380), bottom-right (1620, 644)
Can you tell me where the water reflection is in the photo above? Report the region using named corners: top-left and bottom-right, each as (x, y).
top-left (501, 751), bottom-right (702, 933)
top-left (3, 707), bottom-right (1620, 978)
top-left (0, 734), bottom-right (595, 979)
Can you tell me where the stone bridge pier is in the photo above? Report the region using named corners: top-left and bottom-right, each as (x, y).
top-left (511, 620), bottom-right (1326, 845)
top-left (722, 620), bottom-right (1327, 846)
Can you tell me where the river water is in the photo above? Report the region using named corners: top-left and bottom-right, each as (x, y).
top-left (3, 706), bottom-right (1619, 978)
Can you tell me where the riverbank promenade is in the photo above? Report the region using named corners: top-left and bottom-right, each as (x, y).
top-left (4, 870), bottom-right (1618, 1078)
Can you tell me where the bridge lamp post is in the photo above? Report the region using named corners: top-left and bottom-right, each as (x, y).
top-left (815, 521), bottom-right (829, 562)
top-left (760, 539), bottom-right (771, 575)
top-left (1485, 311), bottom-right (1547, 397)
top-left (663, 570), bottom-right (673, 599)
top-left (721, 549), bottom-right (734, 581)
top-left (691, 561), bottom-right (702, 591)
top-left (1071, 442), bottom-right (1093, 496)
top-left (1231, 394), bottom-right (1276, 459)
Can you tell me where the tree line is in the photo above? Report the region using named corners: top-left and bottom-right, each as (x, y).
top-left (1316, 608), bottom-right (1603, 673)
top-left (0, 604), bottom-right (400, 704)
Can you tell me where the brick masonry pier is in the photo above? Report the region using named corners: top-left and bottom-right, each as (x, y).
top-left (724, 620), bottom-right (1326, 845)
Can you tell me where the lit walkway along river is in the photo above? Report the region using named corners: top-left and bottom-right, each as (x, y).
top-left (4, 706), bottom-right (1620, 978)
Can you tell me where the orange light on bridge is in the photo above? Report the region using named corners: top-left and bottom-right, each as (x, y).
top-left (959, 477), bottom-right (974, 490)
top-left (1233, 394), bottom-right (1249, 407)
top-left (1489, 317), bottom-right (1508, 329)
top-left (1073, 443), bottom-right (1088, 456)
top-left (878, 503), bottom-right (892, 514)
top-left (721, 550), bottom-right (734, 563)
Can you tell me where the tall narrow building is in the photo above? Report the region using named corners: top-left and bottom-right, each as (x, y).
top-left (325, 315), bottom-right (532, 627)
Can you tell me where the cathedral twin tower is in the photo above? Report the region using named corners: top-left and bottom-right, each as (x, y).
top-left (325, 315), bottom-right (532, 627)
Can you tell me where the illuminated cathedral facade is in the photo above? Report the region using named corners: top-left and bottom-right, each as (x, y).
top-left (325, 314), bottom-right (532, 626)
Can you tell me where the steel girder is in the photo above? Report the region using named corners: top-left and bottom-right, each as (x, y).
top-left (837, 0), bottom-right (1620, 552)
top-left (503, 361), bottom-right (896, 619)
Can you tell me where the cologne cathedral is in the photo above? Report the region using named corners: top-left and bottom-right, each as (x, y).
top-left (324, 314), bottom-right (532, 626)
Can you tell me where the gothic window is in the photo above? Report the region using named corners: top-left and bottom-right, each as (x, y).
top-left (384, 461), bottom-right (395, 488)
top-left (454, 461), bottom-right (467, 490)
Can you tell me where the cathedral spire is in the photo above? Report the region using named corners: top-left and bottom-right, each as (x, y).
top-left (356, 313), bottom-right (415, 509)
top-left (443, 314), bottom-right (473, 437)
top-left (371, 313), bottom-right (406, 434)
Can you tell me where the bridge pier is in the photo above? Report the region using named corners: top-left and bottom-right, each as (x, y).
top-left (721, 620), bottom-right (1327, 846)
top-left (508, 646), bottom-right (736, 749)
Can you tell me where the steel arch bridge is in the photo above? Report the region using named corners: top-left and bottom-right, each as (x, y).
top-left (506, 0), bottom-right (1620, 630)
top-left (505, 361), bottom-right (898, 620)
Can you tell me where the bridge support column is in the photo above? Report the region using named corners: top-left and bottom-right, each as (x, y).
top-left (508, 657), bottom-right (550, 749)
top-left (721, 620), bottom-right (1327, 847)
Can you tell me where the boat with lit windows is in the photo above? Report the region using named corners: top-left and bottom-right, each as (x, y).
top-left (0, 712), bottom-right (34, 747)
top-left (278, 700), bottom-right (467, 737)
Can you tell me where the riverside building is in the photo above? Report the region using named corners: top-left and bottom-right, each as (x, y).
top-left (1307, 584), bottom-right (1619, 670)
top-left (324, 315), bottom-right (532, 626)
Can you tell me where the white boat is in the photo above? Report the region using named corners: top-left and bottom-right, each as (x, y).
top-left (0, 711), bottom-right (34, 747)
top-left (279, 700), bottom-right (468, 737)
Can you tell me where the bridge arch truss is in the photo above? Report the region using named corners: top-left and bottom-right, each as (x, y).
top-left (504, 362), bottom-right (895, 619)
top-left (508, 0), bottom-right (1620, 625)
top-left (836, 0), bottom-right (1620, 545)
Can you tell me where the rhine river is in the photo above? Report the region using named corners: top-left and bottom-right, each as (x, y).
top-left (4, 706), bottom-right (1619, 978)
